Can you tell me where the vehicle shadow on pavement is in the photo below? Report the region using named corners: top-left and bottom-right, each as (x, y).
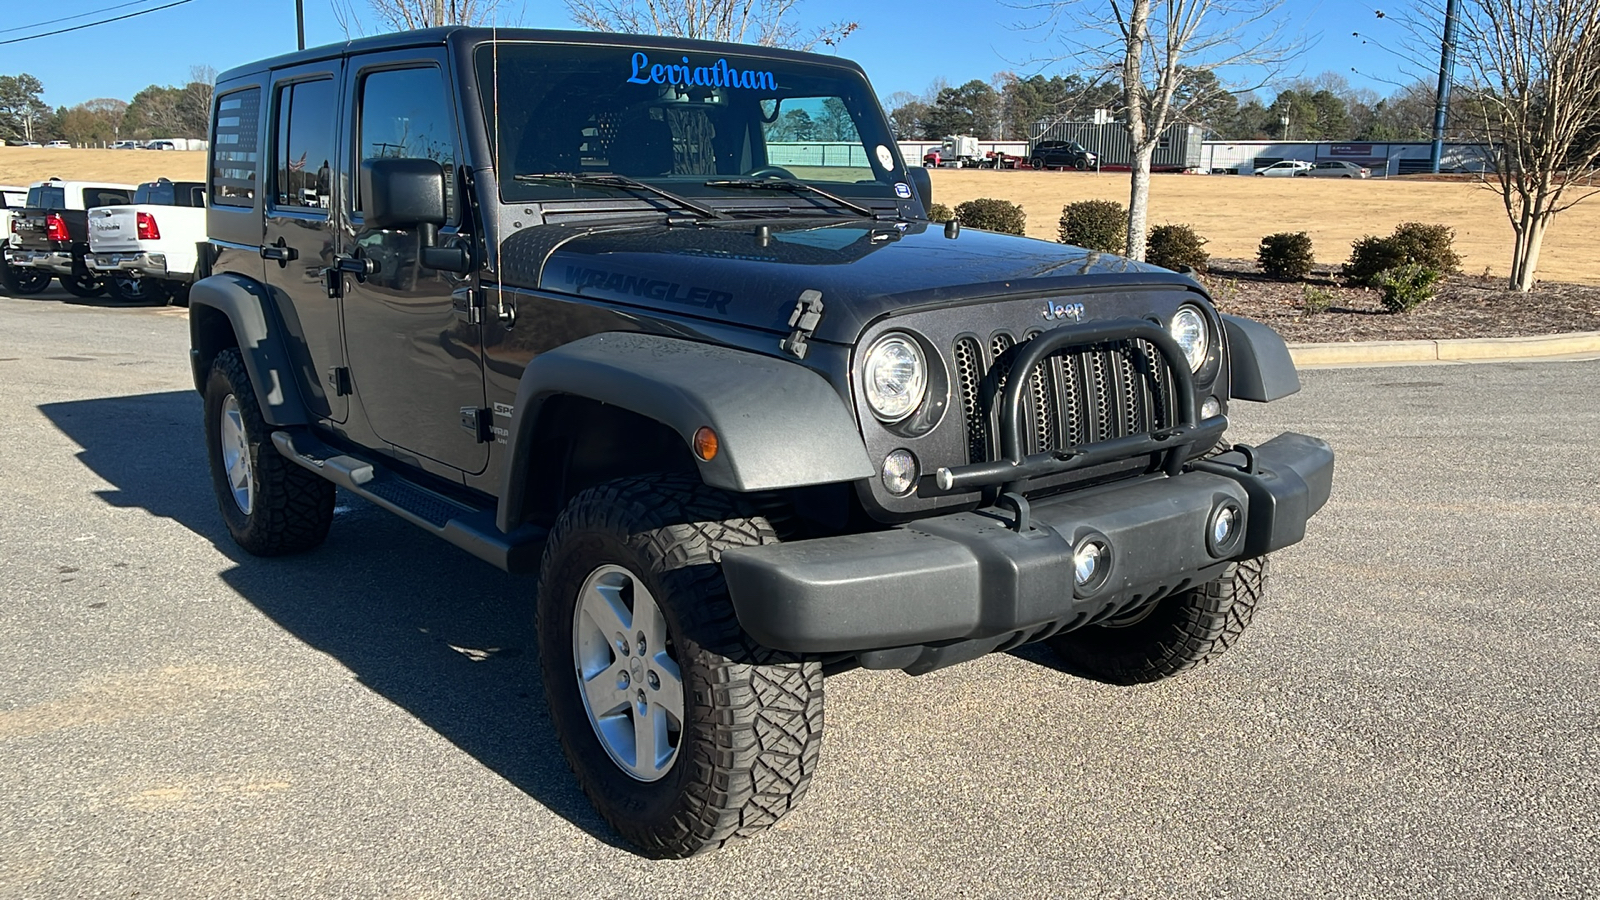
top-left (39, 390), bottom-right (626, 850)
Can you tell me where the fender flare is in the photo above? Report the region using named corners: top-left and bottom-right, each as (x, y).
top-left (499, 332), bottom-right (873, 532)
top-left (187, 273), bottom-right (310, 426)
top-left (1222, 314), bottom-right (1301, 403)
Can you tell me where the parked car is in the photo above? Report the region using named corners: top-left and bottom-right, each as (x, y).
top-left (1029, 140), bottom-right (1098, 171)
top-left (88, 178), bottom-right (206, 303)
top-left (44, 140), bottom-right (70, 149)
top-left (1300, 160), bottom-right (1372, 179)
top-left (1255, 160), bottom-right (1314, 177)
top-left (0, 184), bottom-right (52, 295)
top-left (111, 140), bottom-right (142, 150)
top-left (10, 178), bottom-right (136, 297)
top-left (192, 27), bottom-right (1332, 858)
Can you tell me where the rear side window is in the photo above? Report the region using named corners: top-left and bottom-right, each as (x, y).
top-left (212, 87), bottom-right (262, 207)
top-left (357, 66), bottom-right (456, 220)
top-left (1, 191), bottom-right (22, 208)
top-left (274, 78), bottom-right (338, 212)
top-left (133, 182), bottom-right (175, 205)
top-left (27, 185), bottom-right (65, 208)
top-left (82, 188), bottom-right (130, 208)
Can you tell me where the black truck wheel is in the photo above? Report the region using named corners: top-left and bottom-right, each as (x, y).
top-left (1046, 557), bottom-right (1268, 685)
top-left (59, 274), bottom-right (104, 298)
top-left (202, 348), bottom-right (334, 555)
top-left (536, 476), bottom-right (825, 858)
top-left (105, 274), bottom-right (169, 303)
top-left (1, 264), bottom-right (51, 295)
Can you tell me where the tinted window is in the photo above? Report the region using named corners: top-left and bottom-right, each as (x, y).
top-left (82, 188), bottom-right (131, 208)
top-left (27, 185), bottom-right (65, 208)
top-left (212, 87), bottom-right (262, 207)
top-left (357, 67), bottom-right (455, 218)
top-left (134, 182), bottom-right (175, 205)
top-left (275, 78), bottom-right (338, 212)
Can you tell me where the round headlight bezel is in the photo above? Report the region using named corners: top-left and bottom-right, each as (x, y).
top-left (862, 333), bottom-right (929, 423)
top-left (1169, 305), bottom-right (1210, 372)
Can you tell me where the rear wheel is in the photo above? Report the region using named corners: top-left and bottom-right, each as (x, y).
top-left (105, 274), bottom-right (169, 303)
top-left (1045, 557), bottom-right (1268, 685)
top-left (537, 476), bottom-right (825, 858)
top-left (59, 274), bottom-right (104, 298)
top-left (0, 264), bottom-right (51, 295)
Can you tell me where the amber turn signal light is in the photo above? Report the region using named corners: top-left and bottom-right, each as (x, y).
top-left (693, 426), bottom-right (719, 461)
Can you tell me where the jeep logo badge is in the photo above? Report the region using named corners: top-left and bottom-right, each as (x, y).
top-left (1042, 301), bottom-right (1085, 322)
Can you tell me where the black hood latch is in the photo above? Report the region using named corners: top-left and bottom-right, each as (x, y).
top-left (779, 289), bottom-right (825, 359)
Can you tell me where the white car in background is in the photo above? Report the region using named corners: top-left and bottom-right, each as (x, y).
top-left (1255, 160), bottom-right (1314, 177)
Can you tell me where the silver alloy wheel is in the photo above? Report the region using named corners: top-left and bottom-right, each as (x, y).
top-left (218, 394), bottom-right (253, 515)
top-left (572, 564), bottom-right (684, 782)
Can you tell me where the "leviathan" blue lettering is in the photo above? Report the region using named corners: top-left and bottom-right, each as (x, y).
top-left (626, 51), bottom-right (777, 90)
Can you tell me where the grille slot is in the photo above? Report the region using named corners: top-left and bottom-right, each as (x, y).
top-left (956, 333), bottom-right (1174, 467)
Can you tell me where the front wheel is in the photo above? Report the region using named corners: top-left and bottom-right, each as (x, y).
top-left (537, 476), bottom-right (825, 858)
top-left (202, 348), bottom-right (335, 555)
top-left (1045, 557), bottom-right (1268, 685)
top-left (59, 274), bottom-right (104, 298)
top-left (1074, 158), bottom-right (1088, 171)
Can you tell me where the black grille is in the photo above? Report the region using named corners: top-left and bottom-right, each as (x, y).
top-left (954, 334), bottom-right (1175, 464)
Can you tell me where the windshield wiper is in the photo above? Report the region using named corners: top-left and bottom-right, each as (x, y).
top-left (703, 178), bottom-right (879, 218)
top-left (512, 172), bottom-right (726, 219)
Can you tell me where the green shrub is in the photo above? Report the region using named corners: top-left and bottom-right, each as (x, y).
top-left (1144, 223), bottom-right (1209, 272)
top-left (925, 202), bottom-right (953, 223)
top-left (1343, 222), bottom-right (1461, 286)
top-left (1377, 263), bottom-right (1441, 312)
top-left (1300, 284), bottom-right (1336, 314)
top-left (1058, 199), bottom-right (1126, 252)
top-left (954, 198), bottom-right (1026, 235)
top-left (1257, 232), bottom-right (1315, 280)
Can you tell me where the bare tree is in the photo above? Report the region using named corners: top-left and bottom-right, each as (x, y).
top-left (1016, 0), bottom-right (1301, 260)
top-left (566, 0), bottom-right (856, 51)
top-left (1400, 0), bottom-right (1600, 291)
top-left (330, 0), bottom-right (514, 36)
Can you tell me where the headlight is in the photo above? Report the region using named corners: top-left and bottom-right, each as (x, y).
top-left (1169, 306), bottom-right (1209, 371)
top-left (862, 334), bottom-right (928, 423)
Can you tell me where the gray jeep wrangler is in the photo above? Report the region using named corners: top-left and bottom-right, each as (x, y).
top-left (192, 27), bottom-right (1334, 858)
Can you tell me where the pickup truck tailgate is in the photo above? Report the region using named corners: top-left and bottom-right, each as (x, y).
top-left (88, 206), bottom-right (142, 253)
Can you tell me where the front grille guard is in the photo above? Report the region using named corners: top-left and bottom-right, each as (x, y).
top-left (930, 318), bottom-right (1228, 497)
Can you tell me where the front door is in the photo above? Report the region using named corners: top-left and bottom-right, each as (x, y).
top-left (263, 63), bottom-right (348, 423)
top-left (339, 53), bottom-right (486, 474)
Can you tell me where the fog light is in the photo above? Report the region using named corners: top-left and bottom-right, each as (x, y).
top-left (1201, 396), bottom-right (1221, 419)
top-left (1212, 506), bottom-right (1236, 545)
top-left (1206, 502), bottom-right (1244, 556)
top-left (881, 449), bottom-right (918, 495)
top-left (1074, 541), bottom-right (1106, 586)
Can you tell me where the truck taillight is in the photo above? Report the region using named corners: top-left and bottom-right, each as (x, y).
top-left (46, 213), bottom-right (68, 242)
top-left (137, 211), bottom-right (160, 241)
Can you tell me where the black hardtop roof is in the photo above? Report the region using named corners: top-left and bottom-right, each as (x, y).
top-left (216, 27), bottom-right (867, 86)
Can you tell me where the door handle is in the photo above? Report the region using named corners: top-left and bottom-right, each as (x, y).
top-left (333, 254), bottom-right (378, 279)
top-left (259, 237), bottom-right (298, 267)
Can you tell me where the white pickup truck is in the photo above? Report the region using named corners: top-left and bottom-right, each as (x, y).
top-left (87, 179), bottom-right (206, 303)
top-left (1, 184), bottom-right (52, 295)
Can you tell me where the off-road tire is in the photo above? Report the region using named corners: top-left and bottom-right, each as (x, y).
top-left (537, 476), bottom-right (825, 858)
top-left (202, 348), bottom-right (334, 555)
top-left (1045, 557), bottom-right (1268, 685)
top-left (59, 274), bottom-right (104, 298)
top-left (1, 264), bottom-right (51, 295)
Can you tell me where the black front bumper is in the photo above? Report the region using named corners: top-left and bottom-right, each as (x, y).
top-left (721, 432), bottom-right (1333, 669)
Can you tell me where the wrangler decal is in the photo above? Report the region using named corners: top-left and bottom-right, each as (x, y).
top-left (562, 266), bottom-right (732, 314)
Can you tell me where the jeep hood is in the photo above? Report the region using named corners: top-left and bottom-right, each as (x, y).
top-left (499, 219), bottom-right (1205, 344)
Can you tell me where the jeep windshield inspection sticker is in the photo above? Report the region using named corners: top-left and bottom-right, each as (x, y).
top-left (628, 52), bottom-right (777, 89)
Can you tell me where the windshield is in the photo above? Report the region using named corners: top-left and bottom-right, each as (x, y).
top-left (475, 43), bottom-right (905, 204)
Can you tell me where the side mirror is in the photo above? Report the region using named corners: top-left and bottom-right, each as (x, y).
top-left (361, 158), bottom-right (446, 230)
top-left (907, 165), bottom-right (932, 210)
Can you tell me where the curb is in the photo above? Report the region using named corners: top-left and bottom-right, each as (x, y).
top-left (1288, 330), bottom-right (1600, 367)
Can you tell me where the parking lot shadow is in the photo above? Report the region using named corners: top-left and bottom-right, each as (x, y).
top-left (39, 391), bottom-right (619, 848)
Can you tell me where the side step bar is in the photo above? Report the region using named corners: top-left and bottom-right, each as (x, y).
top-left (271, 430), bottom-right (546, 574)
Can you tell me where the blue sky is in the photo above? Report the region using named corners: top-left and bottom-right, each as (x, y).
top-left (5, 0), bottom-right (1424, 109)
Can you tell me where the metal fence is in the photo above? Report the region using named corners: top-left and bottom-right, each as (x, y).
top-left (1028, 122), bottom-right (1203, 170)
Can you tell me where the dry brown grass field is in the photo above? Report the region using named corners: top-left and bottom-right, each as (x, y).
top-left (931, 169), bottom-right (1600, 286)
top-left (0, 148), bottom-right (205, 189)
top-left (4, 149), bottom-right (1592, 286)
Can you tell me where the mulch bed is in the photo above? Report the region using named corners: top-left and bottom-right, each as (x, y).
top-left (1201, 257), bottom-right (1600, 343)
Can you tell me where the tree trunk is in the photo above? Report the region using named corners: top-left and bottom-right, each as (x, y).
top-left (1509, 214), bottom-right (1547, 292)
top-left (1126, 145), bottom-right (1155, 261)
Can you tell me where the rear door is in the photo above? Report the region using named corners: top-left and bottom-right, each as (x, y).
top-left (264, 61), bottom-right (349, 423)
top-left (337, 50), bottom-right (485, 475)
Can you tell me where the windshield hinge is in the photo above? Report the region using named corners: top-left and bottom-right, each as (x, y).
top-left (780, 290), bottom-right (825, 359)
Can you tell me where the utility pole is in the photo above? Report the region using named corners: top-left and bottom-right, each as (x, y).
top-left (1429, 0), bottom-right (1459, 173)
top-left (296, 0), bottom-right (305, 50)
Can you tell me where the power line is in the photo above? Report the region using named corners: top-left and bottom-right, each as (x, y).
top-left (0, 0), bottom-right (198, 47)
top-left (0, 0), bottom-right (165, 36)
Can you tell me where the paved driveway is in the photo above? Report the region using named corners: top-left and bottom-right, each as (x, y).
top-left (1, 292), bottom-right (1596, 899)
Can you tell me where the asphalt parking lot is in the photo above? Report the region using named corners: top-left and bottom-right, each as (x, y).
top-left (2, 289), bottom-right (1597, 899)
